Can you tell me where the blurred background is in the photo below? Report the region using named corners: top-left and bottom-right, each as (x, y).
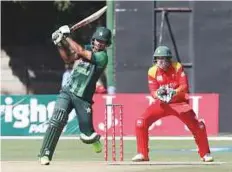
top-left (1, 1), bottom-right (232, 133)
top-left (1, 1), bottom-right (106, 94)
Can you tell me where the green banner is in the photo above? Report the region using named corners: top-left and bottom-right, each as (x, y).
top-left (0, 95), bottom-right (80, 136)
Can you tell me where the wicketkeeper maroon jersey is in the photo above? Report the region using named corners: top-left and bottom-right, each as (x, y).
top-left (148, 62), bottom-right (189, 103)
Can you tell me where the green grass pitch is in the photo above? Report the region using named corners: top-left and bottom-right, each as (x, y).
top-left (1, 139), bottom-right (232, 172)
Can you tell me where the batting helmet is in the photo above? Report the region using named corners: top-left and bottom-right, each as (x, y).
top-left (92, 27), bottom-right (112, 45)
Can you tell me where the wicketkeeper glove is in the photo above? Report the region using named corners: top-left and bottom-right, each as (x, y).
top-left (165, 87), bottom-right (176, 103)
top-left (156, 85), bottom-right (176, 103)
top-left (156, 86), bottom-right (168, 102)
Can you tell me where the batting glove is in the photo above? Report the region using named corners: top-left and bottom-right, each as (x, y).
top-left (52, 30), bottom-right (63, 45)
top-left (59, 25), bottom-right (70, 35)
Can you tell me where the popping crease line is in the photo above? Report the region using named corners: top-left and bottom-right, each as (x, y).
top-left (0, 136), bottom-right (232, 140)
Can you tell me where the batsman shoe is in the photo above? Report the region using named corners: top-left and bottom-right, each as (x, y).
top-left (39, 156), bottom-right (50, 165)
top-left (132, 153), bottom-right (149, 162)
top-left (201, 153), bottom-right (214, 162)
top-left (92, 140), bottom-right (102, 153)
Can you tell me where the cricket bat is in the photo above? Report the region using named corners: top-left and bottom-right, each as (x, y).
top-left (70, 6), bottom-right (107, 32)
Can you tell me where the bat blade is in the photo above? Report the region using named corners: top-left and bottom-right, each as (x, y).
top-left (70, 6), bottom-right (107, 32)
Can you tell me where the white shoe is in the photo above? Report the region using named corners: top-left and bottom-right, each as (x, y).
top-left (201, 153), bottom-right (214, 162)
top-left (40, 156), bottom-right (50, 165)
top-left (132, 153), bottom-right (149, 162)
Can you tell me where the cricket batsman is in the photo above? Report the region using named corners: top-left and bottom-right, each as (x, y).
top-left (39, 25), bottom-right (112, 165)
top-left (132, 46), bottom-right (214, 162)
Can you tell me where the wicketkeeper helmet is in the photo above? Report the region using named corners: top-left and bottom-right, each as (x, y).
top-left (153, 45), bottom-right (172, 57)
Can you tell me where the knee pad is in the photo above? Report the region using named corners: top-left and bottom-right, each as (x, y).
top-left (136, 118), bottom-right (148, 129)
top-left (50, 108), bottom-right (68, 129)
top-left (80, 132), bottom-right (101, 144)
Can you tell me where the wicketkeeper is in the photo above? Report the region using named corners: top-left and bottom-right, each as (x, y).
top-left (132, 46), bottom-right (213, 162)
top-left (39, 25), bottom-right (112, 165)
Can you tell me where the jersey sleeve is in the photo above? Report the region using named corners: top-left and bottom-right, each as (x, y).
top-left (91, 51), bottom-right (108, 69)
top-left (175, 63), bottom-right (189, 96)
top-left (148, 66), bottom-right (159, 98)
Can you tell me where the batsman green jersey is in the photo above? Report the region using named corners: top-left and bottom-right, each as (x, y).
top-left (63, 45), bottom-right (108, 102)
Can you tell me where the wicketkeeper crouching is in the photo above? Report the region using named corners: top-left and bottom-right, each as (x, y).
top-left (132, 46), bottom-right (214, 162)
